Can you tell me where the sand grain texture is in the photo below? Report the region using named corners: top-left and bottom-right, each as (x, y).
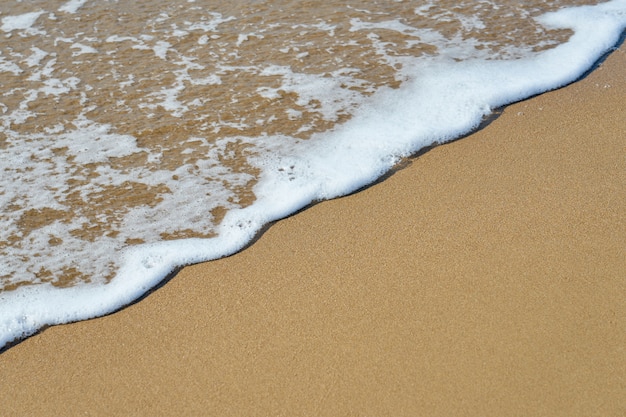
top-left (0, 46), bottom-right (625, 417)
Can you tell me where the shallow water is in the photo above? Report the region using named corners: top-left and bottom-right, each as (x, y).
top-left (1, 0), bottom-right (625, 348)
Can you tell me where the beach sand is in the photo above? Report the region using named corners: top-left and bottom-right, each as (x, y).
top-left (1, 44), bottom-right (624, 416)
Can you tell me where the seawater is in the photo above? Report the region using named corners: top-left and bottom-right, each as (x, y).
top-left (1, 0), bottom-right (625, 348)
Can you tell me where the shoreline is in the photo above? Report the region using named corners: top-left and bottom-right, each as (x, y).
top-left (0, 44), bottom-right (625, 416)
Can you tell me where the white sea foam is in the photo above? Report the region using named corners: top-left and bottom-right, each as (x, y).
top-left (58, 0), bottom-right (89, 14)
top-left (1, 0), bottom-right (625, 349)
top-left (1, 11), bottom-right (44, 33)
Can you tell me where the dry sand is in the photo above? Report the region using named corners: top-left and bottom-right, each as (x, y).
top-left (0, 45), bottom-right (624, 416)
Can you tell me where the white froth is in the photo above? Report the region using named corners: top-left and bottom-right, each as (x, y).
top-left (259, 65), bottom-right (371, 121)
top-left (0, 53), bottom-right (22, 75)
top-left (58, 0), bottom-right (89, 14)
top-left (1, 1), bottom-right (626, 349)
top-left (1, 12), bottom-right (44, 33)
top-left (24, 47), bottom-right (48, 67)
top-left (70, 42), bottom-right (98, 56)
top-left (153, 41), bottom-right (171, 60)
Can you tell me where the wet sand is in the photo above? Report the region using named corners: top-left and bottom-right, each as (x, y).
top-left (1, 45), bottom-right (624, 416)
